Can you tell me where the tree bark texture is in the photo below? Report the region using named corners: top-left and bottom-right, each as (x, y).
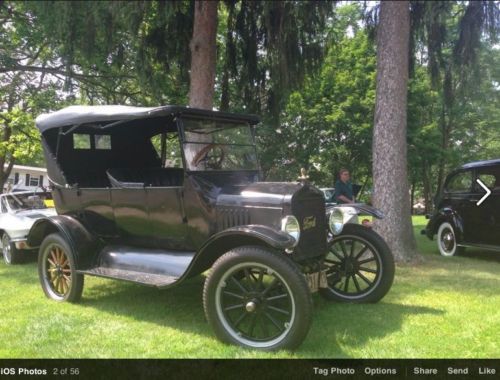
top-left (189, 1), bottom-right (218, 110)
top-left (372, 1), bottom-right (418, 262)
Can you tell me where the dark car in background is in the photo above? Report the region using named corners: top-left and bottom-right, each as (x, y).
top-left (27, 105), bottom-right (395, 350)
top-left (424, 159), bottom-right (500, 256)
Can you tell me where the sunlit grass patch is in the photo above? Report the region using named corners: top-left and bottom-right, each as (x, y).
top-left (0, 216), bottom-right (498, 358)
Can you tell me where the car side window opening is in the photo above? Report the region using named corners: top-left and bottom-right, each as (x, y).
top-left (446, 171), bottom-right (473, 193)
top-left (476, 167), bottom-right (500, 192)
top-left (95, 135), bottom-right (112, 150)
top-left (151, 133), bottom-right (183, 169)
top-left (73, 133), bottom-right (91, 149)
top-left (477, 174), bottom-right (496, 188)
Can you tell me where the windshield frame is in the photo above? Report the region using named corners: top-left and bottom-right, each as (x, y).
top-left (177, 116), bottom-right (260, 172)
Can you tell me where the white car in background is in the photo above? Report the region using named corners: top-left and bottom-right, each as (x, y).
top-left (0, 191), bottom-right (56, 264)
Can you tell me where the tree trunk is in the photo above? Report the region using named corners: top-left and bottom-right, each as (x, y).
top-left (189, 1), bottom-right (218, 110)
top-left (372, 1), bottom-right (418, 262)
top-left (0, 160), bottom-right (14, 194)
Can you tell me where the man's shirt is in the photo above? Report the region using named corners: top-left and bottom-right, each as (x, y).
top-left (334, 180), bottom-right (353, 204)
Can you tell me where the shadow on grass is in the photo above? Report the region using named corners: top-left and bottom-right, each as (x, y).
top-left (460, 249), bottom-right (500, 263)
top-left (79, 275), bottom-right (211, 338)
top-left (0, 261), bottom-right (39, 285)
top-left (74, 271), bottom-right (445, 357)
top-left (300, 298), bottom-right (444, 357)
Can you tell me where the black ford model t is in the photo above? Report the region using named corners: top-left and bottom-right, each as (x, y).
top-left (28, 105), bottom-right (394, 350)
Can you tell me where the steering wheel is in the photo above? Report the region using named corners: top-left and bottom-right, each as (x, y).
top-left (191, 143), bottom-right (226, 169)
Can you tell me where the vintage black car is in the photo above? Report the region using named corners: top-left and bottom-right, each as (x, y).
top-left (424, 159), bottom-right (500, 256)
top-left (28, 105), bottom-right (394, 350)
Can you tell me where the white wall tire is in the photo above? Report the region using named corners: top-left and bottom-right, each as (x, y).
top-left (437, 222), bottom-right (459, 257)
top-left (2, 234), bottom-right (22, 265)
top-left (203, 246), bottom-right (312, 350)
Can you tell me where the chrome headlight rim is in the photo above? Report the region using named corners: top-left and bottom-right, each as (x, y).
top-left (281, 215), bottom-right (300, 247)
top-left (328, 208), bottom-right (345, 235)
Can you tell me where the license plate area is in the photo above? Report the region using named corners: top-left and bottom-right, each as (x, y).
top-left (306, 270), bottom-right (328, 293)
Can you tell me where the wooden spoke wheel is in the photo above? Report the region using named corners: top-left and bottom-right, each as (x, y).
top-left (46, 245), bottom-right (72, 296)
top-left (38, 233), bottom-right (84, 303)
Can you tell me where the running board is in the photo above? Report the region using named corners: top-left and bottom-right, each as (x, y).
top-left (457, 243), bottom-right (500, 252)
top-left (77, 245), bottom-right (196, 288)
top-left (79, 267), bottom-right (178, 287)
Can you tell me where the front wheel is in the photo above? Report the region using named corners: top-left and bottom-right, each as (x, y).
top-left (38, 233), bottom-right (84, 302)
top-left (320, 224), bottom-right (395, 303)
top-left (203, 246), bottom-right (313, 350)
top-left (2, 233), bottom-right (22, 265)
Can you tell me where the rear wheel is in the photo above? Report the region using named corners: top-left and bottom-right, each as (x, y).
top-left (437, 222), bottom-right (465, 257)
top-left (203, 246), bottom-right (312, 350)
top-left (38, 233), bottom-right (84, 302)
top-left (2, 233), bottom-right (22, 265)
top-left (320, 224), bottom-right (395, 303)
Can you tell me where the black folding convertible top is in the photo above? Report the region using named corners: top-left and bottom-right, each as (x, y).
top-left (35, 105), bottom-right (260, 132)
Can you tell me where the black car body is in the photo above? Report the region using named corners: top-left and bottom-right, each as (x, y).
top-left (28, 105), bottom-right (394, 350)
top-left (424, 159), bottom-right (500, 256)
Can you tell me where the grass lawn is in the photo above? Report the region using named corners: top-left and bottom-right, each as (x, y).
top-left (0, 216), bottom-right (498, 358)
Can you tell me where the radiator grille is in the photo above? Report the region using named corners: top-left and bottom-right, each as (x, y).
top-left (292, 193), bottom-right (327, 260)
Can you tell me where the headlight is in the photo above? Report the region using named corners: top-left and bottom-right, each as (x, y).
top-left (328, 208), bottom-right (344, 235)
top-left (328, 206), bottom-right (358, 235)
top-left (281, 215), bottom-right (300, 246)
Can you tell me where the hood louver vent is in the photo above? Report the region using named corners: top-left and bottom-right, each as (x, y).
top-left (217, 207), bottom-right (251, 230)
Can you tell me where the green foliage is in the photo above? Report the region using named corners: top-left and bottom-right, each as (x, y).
top-left (215, 1), bottom-right (335, 119)
top-left (261, 5), bottom-right (375, 193)
top-left (1, 1), bottom-right (498, 208)
top-left (0, 107), bottom-right (41, 164)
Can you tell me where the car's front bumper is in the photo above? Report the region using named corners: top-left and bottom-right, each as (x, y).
top-left (11, 238), bottom-right (33, 250)
top-left (0, 236), bottom-right (33, 251)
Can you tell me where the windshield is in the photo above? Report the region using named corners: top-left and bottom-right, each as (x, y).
top-left (3, 194), bottom-right (46, 211)
top-left (182, 118), bottom-right (259, 171)
top-left (323, 189), bottom-right (335, 202)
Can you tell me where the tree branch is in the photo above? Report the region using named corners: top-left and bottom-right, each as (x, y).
top-left (0, 63), bottom-right (134, 80)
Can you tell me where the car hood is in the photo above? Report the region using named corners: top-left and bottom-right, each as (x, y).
top-left (14, 208), bottom-right (57, 219)
top-left (216, 182), bottom-right (305, 208)
top-left (0, 208), bottom-right (56, 236)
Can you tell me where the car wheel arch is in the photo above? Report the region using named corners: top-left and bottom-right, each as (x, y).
top-left (432, 209), bottom-right (464, 243)
top-left (27, 215), bottom-right (99, 269)
top-left (185, 227), bottom-right (293, 278)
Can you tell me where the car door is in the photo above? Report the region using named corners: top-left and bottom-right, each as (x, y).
top-left (147, 133), bottom-right (189, 250)
top-left (111, 186), bottom-right (152, 247)
top-left (473, 166), bottom-right (500, 245)
top-left (443, 169), bottom-right (478, 243)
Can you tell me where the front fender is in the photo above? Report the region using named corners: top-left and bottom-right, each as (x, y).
top-left (203, 225), bottom-right (296, 251)
top-left (182, 224), bottom-right (296, 278)
top-left (425, 208), bottom-right (464, 242)
top-left (326, 203), bottom-right (385, 219)
top-left (27, 215), bottom-right (99, 269)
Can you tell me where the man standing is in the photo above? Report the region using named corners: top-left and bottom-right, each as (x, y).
top-left (334, 168), bottom-right (354, 204)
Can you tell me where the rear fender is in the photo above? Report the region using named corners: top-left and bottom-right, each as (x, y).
top-left (27, 215), bottom-right (99, 269)
top-left (426, 208), bottom-right (464, 242)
